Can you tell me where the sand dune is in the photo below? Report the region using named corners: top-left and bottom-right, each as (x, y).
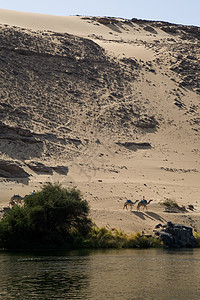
top-left (0, 9), bottom-right (199, 234)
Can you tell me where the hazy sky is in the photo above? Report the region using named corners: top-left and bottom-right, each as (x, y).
top-left (1, 0), bottom-right (200, 27)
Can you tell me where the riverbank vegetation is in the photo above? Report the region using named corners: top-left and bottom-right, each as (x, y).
top-left (82, 226), bottom-right (162, 249)
top-left (1, 183), bottom-right (198, 250)
top-left (194, 232), bottom-right (200, 247)
top-left (0, 183), bottom-right (91, 249)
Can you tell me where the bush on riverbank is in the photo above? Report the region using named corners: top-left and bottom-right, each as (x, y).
top-left (82, 226), bottom-right (162, 249)
top-left (0, 183), bottom-right (92, 249)
top-left (194, 232), bottom-right (200, 247)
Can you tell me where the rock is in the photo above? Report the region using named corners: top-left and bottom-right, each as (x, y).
top-left (96, 17), bottom-right (118, 25)
top-left (153, 230), bottom-right (160, 236)
top-left (96, 17), bottom-right (111, 25)
top-left (0, 160), bottom-right (29, 178)
top-left (26, 161), bottom-right (69, 175)
top-left (116, 142), bottom-right (151, 151)
top-left (0, 121), bottom-right (32, 137)
top-left (143, 26), bottom-right (157, 34)
top-left (135, 116), bottom-right (159, 129)
top-left (66, 138), bottom-right (82, 146)
top-left (155, 223), bottom-right (162, 229)
top-left (188, 205), bottom-right (195, 211)
top-left (161, 26), bottom-right (178, 34)
top-left (26, 161), bottom-right (53, 174)
top-left (52, 166), bottom-right (69, 175)
top-left (174, 99), bottom-right (185, 109)
top-left (0, 122), bottom-right (40, 144)
top-left (160, 232), bottom-right (174, 247)
top-left (158, 222), bottom-right (196, 248)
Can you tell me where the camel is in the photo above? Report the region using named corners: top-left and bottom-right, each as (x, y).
top-left (9, 198), bottom-right (16, 207)
top-left (137, 199), bottom-right (153, 211)
top-left (9, 194), bottom-right (24, 207)
top-left (123, 199), bottom-right (139, 211)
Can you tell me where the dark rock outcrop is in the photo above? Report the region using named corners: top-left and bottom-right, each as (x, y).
top-left (26, 161), bottom-right (53, 174)
top-left (52, 166), bottom-right (69, 175)
top-left (135, 116), bottom-right (159, 129)
top-left (143, 26), bottom-right (157, 34)
top-left (0, 160), bottom-right (29, 178)
top-left (116, 141), bottom-right (151, 151)
top-left (0, 121), bottom-right (41, 144)
top-left (26, 161), bottom-right (69, 175)
top-left (158, 221), bottom-right (196, 248)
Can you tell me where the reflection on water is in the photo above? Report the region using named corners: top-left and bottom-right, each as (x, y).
top-left (0, 249), bottom-right (200, 299)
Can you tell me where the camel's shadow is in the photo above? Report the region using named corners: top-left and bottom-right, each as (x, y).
top-left (145, 212), bottom-right (166, 222)
top-left (131, 211), bottom-right (154, 220)
top-left (131, 211), bottom-right (166, 222)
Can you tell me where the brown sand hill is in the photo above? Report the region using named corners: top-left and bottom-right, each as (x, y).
top-left (0, 10), bottom-right (199, 234)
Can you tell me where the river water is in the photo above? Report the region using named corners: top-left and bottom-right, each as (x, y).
top-left (0, 248), bottom-right (200, 300)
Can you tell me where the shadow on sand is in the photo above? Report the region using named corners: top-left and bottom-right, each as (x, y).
top-left (131, 211), bottom-right (154, 220)
top-left (145, 212), bottom-right (166, 222)
top-left (6, 177), bottom-right (29, 185)
top-left (131, 211), bottom-right (166, 222)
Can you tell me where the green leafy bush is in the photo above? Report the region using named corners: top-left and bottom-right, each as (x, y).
top-left (0, 183), bottom-right (92, 249)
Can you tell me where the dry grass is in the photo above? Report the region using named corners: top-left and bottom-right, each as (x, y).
top-left (160, 199), bottom-right (186, 212)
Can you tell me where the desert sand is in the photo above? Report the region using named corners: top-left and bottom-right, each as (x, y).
top-left (0, 9), bottom-right (199, 235)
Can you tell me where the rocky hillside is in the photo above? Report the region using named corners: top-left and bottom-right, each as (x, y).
top-left (0, 17), bottom-right (199, 177)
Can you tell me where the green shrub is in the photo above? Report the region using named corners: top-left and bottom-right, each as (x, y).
top-left (0, 205), bottom-right (30, 248)
top-left (83, 227), bottom-right (162, 249)
top-left (84, 226), bottom-right (118, 248)
top-left (194, 232), bottom-right (200, 247)
top-left (0, 183), bottom-right (92, 249)
top-left (122, 232), bottom-right (162, 248)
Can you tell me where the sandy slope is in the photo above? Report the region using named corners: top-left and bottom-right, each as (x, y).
top-left (0, 9), bottom-right (199, 234)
